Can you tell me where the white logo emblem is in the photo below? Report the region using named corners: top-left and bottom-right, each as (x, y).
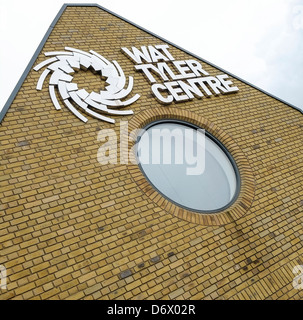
top-left (34, 47), bottom-right (140, 123)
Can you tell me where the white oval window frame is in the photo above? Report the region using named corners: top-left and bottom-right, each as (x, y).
top-left (136, 120), bottom-right (241, 214)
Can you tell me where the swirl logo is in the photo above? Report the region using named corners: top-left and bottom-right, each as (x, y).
top-left (33, 47), bottom-right (140, 123)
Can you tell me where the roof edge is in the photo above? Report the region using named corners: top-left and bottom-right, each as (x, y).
top-left (1, 3), bottom-right (302, 124)
top-left (0, 4), bottom-right (68, 124)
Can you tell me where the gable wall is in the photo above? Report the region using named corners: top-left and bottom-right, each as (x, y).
top-left (0, 5), bottom-right (302, 300)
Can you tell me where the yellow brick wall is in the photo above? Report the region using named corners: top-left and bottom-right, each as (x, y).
top-left (0, 5), bottom-right (303, 300)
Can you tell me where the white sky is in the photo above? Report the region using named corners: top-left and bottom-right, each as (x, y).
top-left (1, 0), bottom-right (303, 112)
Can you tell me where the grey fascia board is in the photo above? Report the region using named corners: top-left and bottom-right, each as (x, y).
top-left (1, 3), bottom-right (301, 124)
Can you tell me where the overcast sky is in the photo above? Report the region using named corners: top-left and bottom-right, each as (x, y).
top-left (1, 0), bottom-right (303, 112)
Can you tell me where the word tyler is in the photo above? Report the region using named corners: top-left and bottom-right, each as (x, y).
top-left (107, 304), bottom-right (141, 317)
top-left (122, 44), bottom-right (239, 104)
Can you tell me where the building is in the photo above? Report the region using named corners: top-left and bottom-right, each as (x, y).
top-left (0, 4), bottom-right (302, 300)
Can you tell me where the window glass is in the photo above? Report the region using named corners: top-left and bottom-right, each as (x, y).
top-left (137, 121), bottom-right (239, 212)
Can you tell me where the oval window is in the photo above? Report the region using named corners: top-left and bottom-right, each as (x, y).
top-left (136, 121), bottom-right (239, 212)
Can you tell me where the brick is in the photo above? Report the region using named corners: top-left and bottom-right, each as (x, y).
top-left (84, 283), bottom-right (102, 295)
top-left (78, 271), bottom-right (97, 283)
top-left (120, 269), bottom-right (132, 279)
top-left (42, 195), bottom-right (59, 204)
top-left (169, 288), bottom-right (184, 299)
top-left (203, 284), bottom-right (217, 296)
